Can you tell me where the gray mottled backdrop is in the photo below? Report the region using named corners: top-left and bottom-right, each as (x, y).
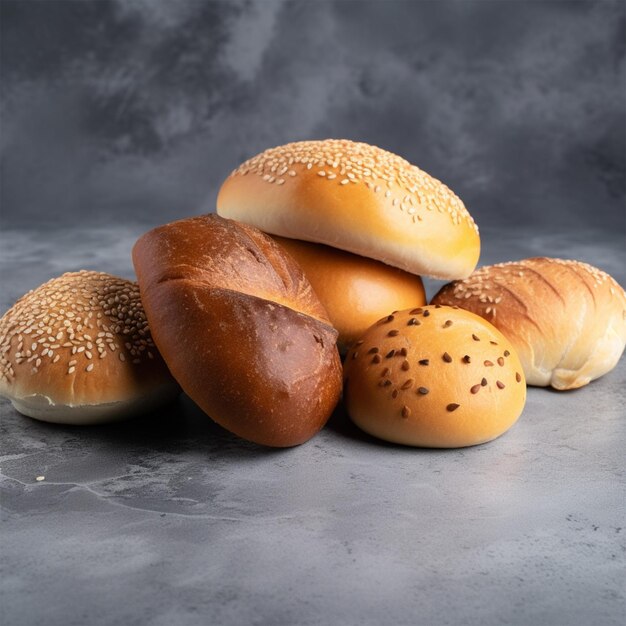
top-left (2, 0), bottom-right (624, 236)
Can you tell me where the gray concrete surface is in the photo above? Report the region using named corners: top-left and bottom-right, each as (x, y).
top-left (0, 228), bottom-right (624, 626)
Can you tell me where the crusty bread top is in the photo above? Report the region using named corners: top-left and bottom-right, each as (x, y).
top-left (134, 214), bottom-right (331, 325)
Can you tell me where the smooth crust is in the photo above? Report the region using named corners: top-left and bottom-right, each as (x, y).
top-left (343, 305), bottom-right (526, 448)
top-left (271, 235), bottom-right (426, 350)
top-left (132, 214), bottom-right (342, 447)
top-left (0, 271), bottom-right (179, 424)
top-left (431, 258), bottom-right (626, 390)
top-left (217, 139), bottom-right (480, 279)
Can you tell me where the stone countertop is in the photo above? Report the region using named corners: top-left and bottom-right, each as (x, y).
top-left (1, 227), bottom-right (624, 626)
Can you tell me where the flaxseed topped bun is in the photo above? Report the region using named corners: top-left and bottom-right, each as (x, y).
top-left (271, 235), bottom-right (426, 350)
top-left (431, 257), bottom-right (626, 390)
top-left (217, 139), bottom-right (480, 280)
top-left (343, 305), bottom-right (526, 448)
top-left (0, 271), bottom-right (179, 424)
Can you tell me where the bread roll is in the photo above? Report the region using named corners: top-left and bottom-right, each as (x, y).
top-left (343, 305), bottom-right (526, 448)
top-left (271, 235), bottom-right (426, 350)
top-left (217, 139), bottom-right (480, 279)
top-left (0, 271), bottom-right (179, 424)
top-left (132, 214), bottom-right (342, 447)
top-left (431, 258), bottom-right (626, 390)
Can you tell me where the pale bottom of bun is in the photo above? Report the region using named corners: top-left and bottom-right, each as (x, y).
top-left (8, 383), bottom-right (179, 425)
top-left (351, 411), bottom-right (518, 448)
top-left (527, 328), bottom-right (625, 390)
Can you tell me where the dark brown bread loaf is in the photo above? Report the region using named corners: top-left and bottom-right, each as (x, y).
top-left (132, 214), bottom-right (342, 447)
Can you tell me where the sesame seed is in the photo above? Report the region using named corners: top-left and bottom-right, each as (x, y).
top-left (417, 387), bottom-right (429, 395)
top-left (470, 384), bottom-right (481, 394)
top-left (399, 347), bottom-right (408, 356)
top-left (497, 357), bottom-right (505, 366)
top-left (481, 378), bottom-right (488, 386)
top-left (401, 379), bottom-right (413, 390)
top-left (462, 355), bottom-right (471, 364)
top-left (386, 350), bottom-right (395, 358)
top-left (410, 308), bottom-right (423, 315)
top-left (472, 334), bottom-right (480, 341)
top-left (401, 406), bottom-right (411, 418)
top-left (382, 368), bottom-right (390, 377)
top-left (423, 310), bottom-right (430, 317)
top-left (443, 352), bottom-right (452, 363)
top-left (388, 329), bottom-right (399, 337)
top-left (446, 403), bottom-right (460, 412)
top-left (504, 350), bottom-right (510, 357)
top-left (516, 372), bottom-right (522, 382)
top-left (496, 381), bottom-right (505, 389)
top-left (401, 360), bottom-right (410, 371)
top-left (443, 320), bottom-right (453, 327)
top-left (372, 354), bottom-right (382, 364)
top-left (86, 364), bottom-right (94, 372)
top-left (392, 389), bottom-right (399, 399)
top-left (484, 360), bottom-right (494, 367)
top-left (407, 318), bottom-right (420, 326)
top-left (368, 347), bottom-right (379, 354)
top-left (418, 359), bottom-right (429, 366)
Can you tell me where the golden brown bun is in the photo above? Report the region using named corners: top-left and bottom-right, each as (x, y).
top-left (343, 305), bottom-right (526, 448)
top-left (0, 271), bottom-right (179, 424)
top-left (271, 235), bottom-right (426, 350)
top-left (431, 258), bottom-right (626, 390)
top-left (217, 139), bottom-right (480, 280)
top-left (132, 214), bottom-right (342, 447)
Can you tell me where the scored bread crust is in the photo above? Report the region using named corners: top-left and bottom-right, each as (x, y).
top-left (132, 214), bottom-right (342, 447)
top-left (217, 139), bottom-right (480, 280)
top-left (431, 257), bottom-right (626, 390)
top-left (271, 235), bottom-right (426, 350)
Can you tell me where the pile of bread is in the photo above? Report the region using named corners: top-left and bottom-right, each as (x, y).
top-left (1, 140), bottom-right (624, 448)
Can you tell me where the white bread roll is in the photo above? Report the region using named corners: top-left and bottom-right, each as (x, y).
top-left (271, 235), bottom-right (426, 350)
top-left (343, 305), bottom-right (526, 448)
top-left (217, 139), bottom-right (480, 280)
top-left (0, 271), bottom-right (179, 424)
top-left (431, 257), bottom-right (626, 390)
top-left (132, 214), bottom-right (343, 448)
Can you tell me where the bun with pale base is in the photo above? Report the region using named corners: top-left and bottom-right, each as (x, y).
top-left (132, 214), bottom-right (342, 447)
top-left (343, 305), bottom-right (526, 448)
top-left (0, 271), bottom-right (179, 424)
top-left (217, 139), bottom-right (480, 280)
top-left (271, 235), bottom-right (426, 350)
top-left (431, 257), bottom-right (626, 390)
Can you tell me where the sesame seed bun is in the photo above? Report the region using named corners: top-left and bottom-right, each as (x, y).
top-left (343, 305), bottom-right (526, 448)
top-left (216, 139), bottom-right (480, 280)
top-left (270, 235), bottom-right (426, 350)
top-left (0, 271), bottom-right (179, 424)
top-left (132, 214), bottom-right (342, 448)
top-left (431, 257), bottom-right (626, 390)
